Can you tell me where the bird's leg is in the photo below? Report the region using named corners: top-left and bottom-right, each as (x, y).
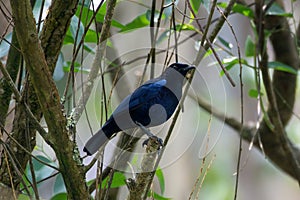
top-left (135, 122), bottom-right (154, 137)
top-left (135, 122), bottom-right (163, 149)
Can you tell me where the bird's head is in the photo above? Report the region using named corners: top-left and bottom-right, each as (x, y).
top-left (167, 63), bottom-right (195, 77)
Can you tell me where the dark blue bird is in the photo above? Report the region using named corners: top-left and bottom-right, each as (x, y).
top-left (83, 63), bottom-right (195, 155)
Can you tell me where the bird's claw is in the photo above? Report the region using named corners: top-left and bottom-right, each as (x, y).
top-left (142, 135), bottom-right (164, 150)
top-left (135, 121), bottom-right (163, 151)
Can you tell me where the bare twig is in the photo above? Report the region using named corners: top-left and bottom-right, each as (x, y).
top-left (213, 4), bottom-right (245, 199)
top-left (74, 0), bottom-right (117, 123)
top-left (190, 0), bottom-right (236, 87)
top-left (0, 62), bottom-right (47, 138)
top-left (189, 117), bottom-right (213, 199)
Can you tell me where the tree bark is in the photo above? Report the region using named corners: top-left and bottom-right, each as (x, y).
top-left (6, 0), bottom-right (89, 199)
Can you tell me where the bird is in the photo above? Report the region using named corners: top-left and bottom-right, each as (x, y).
top-left (83, 63), bottom-right (195, 156)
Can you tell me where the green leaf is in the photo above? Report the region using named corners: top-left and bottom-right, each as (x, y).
top-left (70, 15), bottom-right (84, 44)
top-left (268, 61), bottom-right (297, 74)
top-left (50, 193), bottom-right (68, 200)
top-left (155, 168), bottom-right (165, 194)
top-left (84, 29), bottom-right (98, 43)
top-left (220, 57), bottom-right (249, 76)
top-left (203, 48), bottom-right (213, 57)
top-left (101, 172), bottom-right (126, 189)
top-left (63, 34), bottom-right (74, 45)
top-left (190, 0), bottom-right (201, 13)
top-left (218, 36), bottom-right (233, 50)
top-left (245, 35), bottom-right (255, 57)
top-left (176, 24), bottom-right (196, 31)
top-left (233, 3), bottom-right (255, 18)
top-left (18, 194), bottom-right (30, 200)
top-left (218, 3), bottom-right (254, 19)
top-left (220, 61), bottom-right (236, 76)
top-left (75, 5), bottom-right (124, 29)
top-left (120, 11), bottom-right (150, 32)
top-left (203, 47), bottom-right (223, 58)
top-left (25, 155), bottom-right (57, 183)
top-left (266, 3), bottom-right (293, 17)
top-left (53, 173), bottom-right (66, 195)
top-left (63, 29), bottom-right (95, 53)
top-left (248, 89), bottom-right (263, 98)
top-left (63, 61), bottom-right (90, 73)
top-left (223, 57), bottom-right (239, 64)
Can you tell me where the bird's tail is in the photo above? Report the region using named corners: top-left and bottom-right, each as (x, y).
top-left (83, 129), bottom-right (111, 155)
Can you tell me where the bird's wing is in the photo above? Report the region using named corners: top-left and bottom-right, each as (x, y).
top-left (130, 79), bottom-right (166, 109)
top-left (111, 78), bottom-right (166, 119)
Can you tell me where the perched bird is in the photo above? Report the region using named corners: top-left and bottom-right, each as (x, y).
top-left (83, 63), bottom-right (195, 155)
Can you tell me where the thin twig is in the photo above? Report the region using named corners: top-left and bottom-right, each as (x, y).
top-left (189, 117), bottom-right (213, 199)
top-left (3, 150), bottom-right (18, 200)
top-left (28, 156), bottom-right (40, 200)
top-left (37, 0), bottom-right (45, 32)
top-left (0, 126), bottom-right (59, 172)
top-left (213, 4), bottom-right (245, 199)
top-left (125, 1), bottom-right (238, 198)
top-left (1, 144), bottom-right (32, 197)
top-left (187, 0), bottom-right (236, 87)
top-left (171, 2), bottom-right (178, 62)
top-left (201, 0), bottom-right (217, 47)
top-left (73, 0), bottom-right (116, 123)
top-left (195, 154), bottom-right (216, 199)
top-left (0, 62), bottom-right (48, 138)
top-left (149, 0), bottom-right (156, 79)
top-left (62, 1), bottom-right (104, 105)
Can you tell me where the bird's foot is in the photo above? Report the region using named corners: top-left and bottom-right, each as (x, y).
top-left (142, 136), bottom-right (163, 150)
top-left (135, 121), bottom-right (164, 151)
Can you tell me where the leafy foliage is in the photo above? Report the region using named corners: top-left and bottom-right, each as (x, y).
top-left (1, 0), bottom-right (299, 199)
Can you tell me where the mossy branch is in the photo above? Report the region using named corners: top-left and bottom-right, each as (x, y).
top-left (10, 0), bottom-right (89, 198)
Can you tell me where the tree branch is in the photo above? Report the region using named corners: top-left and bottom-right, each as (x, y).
top-left (127, 137), bottom-right (161, 200)
top-left (40, 0), bottom-right (78, 71)
top-left (1, 0), bottom-right (80, 190)
top-left (0, 0), bottom-right (78, 189)
top-left (193, 0), bottom-right (300, 181)
top-left (9, 0), bottom-right (89, 198)
top-left (254, 0), bottom-right (300, 180)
